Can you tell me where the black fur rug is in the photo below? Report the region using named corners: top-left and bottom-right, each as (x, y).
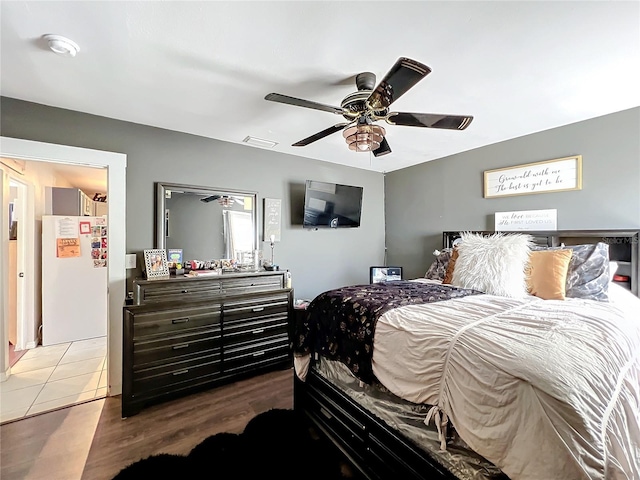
top-left (113, 408), bottom-right (356, 479)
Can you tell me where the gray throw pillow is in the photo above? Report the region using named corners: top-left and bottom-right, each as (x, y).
top-left (565, 242), bottom-right (610, 301)
top-left (425, 248), bottom-right (452, 281)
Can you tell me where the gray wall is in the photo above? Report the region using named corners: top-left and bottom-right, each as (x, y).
top-left (1, 97), bottom-right (386, 300)
top-left (385, 107), bottom-right (640, 280)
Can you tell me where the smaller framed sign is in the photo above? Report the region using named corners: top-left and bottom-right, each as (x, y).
top-left (144, 249), bottom-right (170, 280)
top-left (495, 209), bottom-right (558, 231)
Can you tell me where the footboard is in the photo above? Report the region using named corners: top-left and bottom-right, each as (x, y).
top-left (294, 368), bottom-right (459, 480)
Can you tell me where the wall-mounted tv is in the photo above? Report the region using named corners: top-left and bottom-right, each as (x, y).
top-left (303, 180), bottom-right (363, 229)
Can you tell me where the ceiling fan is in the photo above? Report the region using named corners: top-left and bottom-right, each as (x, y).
top-left (265, 57), bottom-right (473, 157)
top-left (200, 194), bottom-right (245, 207)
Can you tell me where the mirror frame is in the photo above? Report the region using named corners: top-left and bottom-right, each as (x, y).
top-left (155, 182), bottom-right (259, 258)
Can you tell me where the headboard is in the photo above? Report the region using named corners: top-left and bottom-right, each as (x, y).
top-left (442, 230), bottom-right (640, 296)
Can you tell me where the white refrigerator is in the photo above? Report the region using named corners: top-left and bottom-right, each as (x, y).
top-left (41, 215), bottom-right (108, 346)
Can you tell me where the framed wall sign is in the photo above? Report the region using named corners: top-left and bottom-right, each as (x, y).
top-left (484, 155), bottom-right (582, 198)
top-left (263, 198), bottom-right (281, 242)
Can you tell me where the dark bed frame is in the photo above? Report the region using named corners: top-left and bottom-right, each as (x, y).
top-left (294, 229), bottom-right (639, 480)
top-left (294, 369), bottom-right (466, 480)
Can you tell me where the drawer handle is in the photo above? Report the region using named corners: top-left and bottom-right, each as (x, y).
top-left (252, 329), bottom-right (264, 335)
top-left (252, 307), bottom-right (265, 312)
top-left (172, 343), bottom-right (190, 350)
top-left (172, 318), bottom-right (190, 324)
top-left (320, 407), bottom-right (333, 420)
top-left (172, 369), bottom-right (189, 376)
top-left (252, 351), bottom-right (265, 357)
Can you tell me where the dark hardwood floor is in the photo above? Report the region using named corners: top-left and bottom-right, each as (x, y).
top-left (1, 367), bottom-right (300, 480)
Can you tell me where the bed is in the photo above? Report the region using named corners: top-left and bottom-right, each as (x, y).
top-left (292, 230), bottom-right (640, 480)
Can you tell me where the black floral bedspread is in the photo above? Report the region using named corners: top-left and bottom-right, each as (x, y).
top-left (293, 281), bottom-right (481, 384)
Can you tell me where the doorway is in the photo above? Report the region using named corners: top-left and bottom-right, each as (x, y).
top-left (3, 162), bottom-right (109, 422)
top-left (0, 137), bottom-right (126, 424)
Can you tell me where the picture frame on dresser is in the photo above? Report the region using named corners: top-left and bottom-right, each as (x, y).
top-left (143, 248), bottom-right (170, 280)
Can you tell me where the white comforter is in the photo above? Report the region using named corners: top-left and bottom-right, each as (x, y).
top-left (372, 281), bottom-right (640, 480)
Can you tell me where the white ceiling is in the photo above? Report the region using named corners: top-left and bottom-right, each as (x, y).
top-left (48, 161), bottom-right (107, 195)
top-left (1, 1), bottom-right (639, 174)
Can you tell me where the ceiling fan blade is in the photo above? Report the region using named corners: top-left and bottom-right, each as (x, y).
top-left (292, 123), bottom-right (350, 147)
top-left (265, 93), bottom-right (345, 115)
top-left (373, 137), bottom-right (392, 157)
top-left (386, 112), bottom-right (473, 130)
top-left (367, 58), bottom-right (432, 110)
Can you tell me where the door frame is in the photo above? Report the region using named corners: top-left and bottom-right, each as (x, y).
top-left (7, 177), bottom-right (30, 351)
top-left (0, 137), bottom-right (126, 395)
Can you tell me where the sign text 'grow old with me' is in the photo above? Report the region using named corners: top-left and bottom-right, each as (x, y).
top-left (484, 155), bottom-right (582, 198)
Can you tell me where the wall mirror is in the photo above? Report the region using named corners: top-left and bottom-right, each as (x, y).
top-left (155, 182), bottom-right (258, 264)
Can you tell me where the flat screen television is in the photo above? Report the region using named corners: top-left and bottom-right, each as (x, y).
top-left (303, 180), bottom-right (363, 229)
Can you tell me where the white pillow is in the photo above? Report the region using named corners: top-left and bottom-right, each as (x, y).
top-left (452, 232), bottom-right (533, 298)
top-left (608, 261), bottom-right (618, 282)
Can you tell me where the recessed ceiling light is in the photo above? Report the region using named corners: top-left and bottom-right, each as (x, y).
top-left (43, 34), bottom-right (80, 57)
top-left (242, 136), bottom-right (278, 149)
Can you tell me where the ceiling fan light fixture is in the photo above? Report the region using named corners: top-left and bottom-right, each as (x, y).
top-left (217, 196), bottom-right (235, 207)
top-left (343, 124), bottom-right (386, 152)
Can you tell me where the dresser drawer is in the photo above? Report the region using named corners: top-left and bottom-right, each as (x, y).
top-left (132, 351), bottom-right (222, 395)
top-left (223, 292), bottom-right (289, 319)
top-left (135, 277), bottom-right (222, 304)
top-left (133, 304), bottom-right (221, 339)
top-left (221, 275), bottom-right (284, 295)
top-left (224, 317), bottom-right (288, 347)
top-left (223, 335), bottom-right (290, 373)
top-left (133, 327), bottom-right (221, 367)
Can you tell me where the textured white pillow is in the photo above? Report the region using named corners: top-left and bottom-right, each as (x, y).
top-left (451, 232), bottom-right (533, 298)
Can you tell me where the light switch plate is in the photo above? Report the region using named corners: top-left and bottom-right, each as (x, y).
top-left (125, 253), bottom-right (137, 269)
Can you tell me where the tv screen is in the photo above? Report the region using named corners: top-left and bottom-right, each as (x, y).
top-left (303, 180), bottom-right (363, 229)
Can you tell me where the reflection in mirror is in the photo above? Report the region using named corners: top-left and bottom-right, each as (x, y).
top-left (155, 183), bottom-right (258, 266)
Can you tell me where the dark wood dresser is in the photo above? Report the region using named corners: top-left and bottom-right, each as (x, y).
top-left (122, 271), bottom-right (292, 417)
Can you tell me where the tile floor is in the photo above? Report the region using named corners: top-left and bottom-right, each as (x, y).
top-left (0, 336), bottom-right (107, 424)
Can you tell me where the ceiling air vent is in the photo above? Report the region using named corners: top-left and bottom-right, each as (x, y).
top-left (242, 136), bottom-right (278, 149)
